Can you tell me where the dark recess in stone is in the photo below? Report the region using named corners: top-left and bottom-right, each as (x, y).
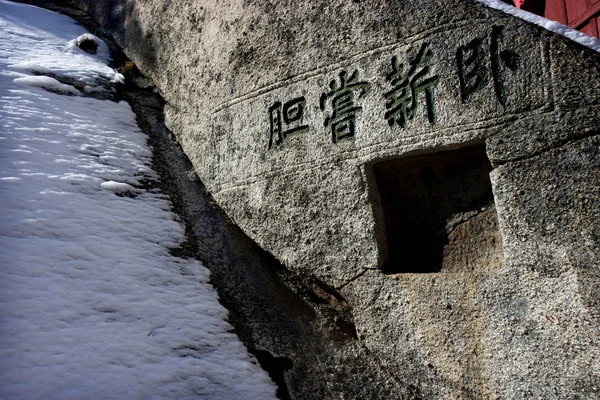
top-left (373, 144), bottom-right (494, 274)
top-left (248, 349), bottom-right (294, 400)
top-left (78, 37), bottom-right (97, 54)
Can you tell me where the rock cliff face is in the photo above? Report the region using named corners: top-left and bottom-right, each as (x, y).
top-left (27, 0), bottom-right (600, 398)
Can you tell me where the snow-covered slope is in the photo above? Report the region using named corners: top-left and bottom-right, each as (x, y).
top-left (0, 1), bottom-right (277, 399)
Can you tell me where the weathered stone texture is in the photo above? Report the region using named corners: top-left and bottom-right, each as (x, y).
top-left (29, 0), bottom-right (600, 398)
top-left (342, 135), bottom-right (600, 399)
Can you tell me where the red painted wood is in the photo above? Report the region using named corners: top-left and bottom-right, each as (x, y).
top-left (520, 0), bottom-right (547, 15)
top-left (580, 17), bottom-right (599, 36)
top-left (542, 0), bottom-right (600, 38)
top-left (565, 0), bottom-right (591, 24)
top-left (511, 0), bottom-right (600, 38)
top-left (545, 0), bottom-right (568, 24)
top-left (569, 2), bottom-right (600, 28)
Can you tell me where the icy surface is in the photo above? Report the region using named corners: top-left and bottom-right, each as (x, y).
top-left (0, 1), bottom-right (277, 399)
top-left (100, 180), bottom-right (141, 195)
top-left (477, 0), bottom-right (600, 52)
top-left (14, 75), bottom-right (80, 95)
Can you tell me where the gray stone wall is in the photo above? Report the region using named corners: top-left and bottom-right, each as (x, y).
top-left (36, 0), bottom-right (600, 398)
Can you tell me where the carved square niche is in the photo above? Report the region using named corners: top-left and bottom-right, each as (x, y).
top-left (372, 144), bottom-right (504, 274)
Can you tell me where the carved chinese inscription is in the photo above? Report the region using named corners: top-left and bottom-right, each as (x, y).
top-left (490, 26), bottom-right (521, 106)
top-left (456, 26), bottom-right (520, 106)
top-left (268, 97), bottom-right (309, 149)
top-left (259, 25), bottom-right (528, 150)
top-left (320, 70), bottom-right (371, 143)
top-left (385, 43), bottom-right (440, 128)
top-left (456, 37), bottom-right (487, 103)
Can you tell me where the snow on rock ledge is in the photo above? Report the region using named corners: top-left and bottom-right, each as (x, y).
top-left (0, 1), bottom-right (278, 399)
top-left (101, 180), bottom-right (141, 196)
top-left (14, 75), bottom-right (80, 95)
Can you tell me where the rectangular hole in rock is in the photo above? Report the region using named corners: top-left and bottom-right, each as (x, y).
top-left (372, 144), bottom-right (502, 274)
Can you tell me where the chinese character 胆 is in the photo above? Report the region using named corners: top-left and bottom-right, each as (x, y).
top-left (268, 97), bottom-right (309, 149)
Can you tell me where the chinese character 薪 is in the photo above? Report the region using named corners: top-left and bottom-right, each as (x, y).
top-left (320, 70), bottom-right (371, 143)
top-left (268, 97), bottom-right (309, 149)
top-left (456, 25), bottom-right (520, 106)
top-left (384, 42), bottom-right (440, 129)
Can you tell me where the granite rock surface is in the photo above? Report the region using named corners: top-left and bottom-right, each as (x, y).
top-left (23, 0), bottom-right (600, 398)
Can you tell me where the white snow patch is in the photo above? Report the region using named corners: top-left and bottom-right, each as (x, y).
top-left (0, 1), bottom-right (122, 87)
top-left (476, 0), bottom-right (600, 52)
top-left (73, 33), bottom-right (98, 49)
top-left (101, 180), bottom-right (140, 195)
top-left (8, 61), bottom-right (53, 75)
top-left (83, 84), bottom-right (108, 94)
top-left (112, 71), bottom-right (125, 84)
top-left (14, 75), bottom-right (79, 94)
top-left (0, 1), bottom-right (278, 399)
top-left (65, 33), bottom-right (112, 63)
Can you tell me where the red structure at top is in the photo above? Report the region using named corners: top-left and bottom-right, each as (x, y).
top-left (515, 0), bottom-right (600, 38)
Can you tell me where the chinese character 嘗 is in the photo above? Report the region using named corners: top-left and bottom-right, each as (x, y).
top-left (320, 70), bottom-right (371, 143)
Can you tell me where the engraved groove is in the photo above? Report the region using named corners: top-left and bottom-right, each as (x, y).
top-left (215, 108), bottom-right (554, 193)
top-left (212, 19), bottom-right (494, 113)
top-left (214, 114), bottom-right (545, 193)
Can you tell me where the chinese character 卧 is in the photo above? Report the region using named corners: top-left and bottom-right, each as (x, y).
top-left (456, 26), bottom-right (520, 106)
